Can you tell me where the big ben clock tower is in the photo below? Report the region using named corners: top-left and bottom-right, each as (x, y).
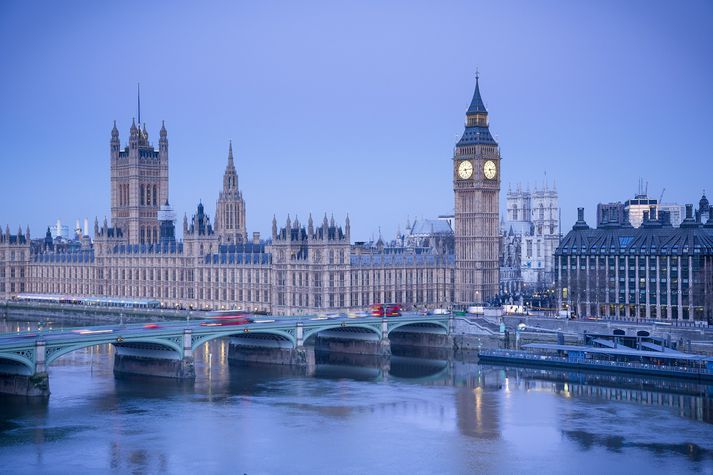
top-left (453, 74), bottom-right (501, 305)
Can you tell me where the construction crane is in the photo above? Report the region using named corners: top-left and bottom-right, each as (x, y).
top-left (659, 188), bottom-right (666, 204)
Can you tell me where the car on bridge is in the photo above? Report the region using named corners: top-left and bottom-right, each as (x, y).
top-left (71, 329), bottom-right (114, 335)
top-left (200, 315), bottom-right (254, 327)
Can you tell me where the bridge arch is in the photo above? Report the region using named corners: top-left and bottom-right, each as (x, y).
top-left (387, 320), bottom-right (449, 336)
top-left (191, 328), bottom-right (297, 352)
top-left (46, 337), bottom-right (184, 366)
top-left (303, 323), bottom-right (382, 344)
top-left (0, 351), bottom-right (35, 376)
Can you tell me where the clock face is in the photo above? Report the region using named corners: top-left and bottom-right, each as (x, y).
top-left (457, 160), bottom-right (473, 179)
top-left (483, 160), bottom-right (497, 180)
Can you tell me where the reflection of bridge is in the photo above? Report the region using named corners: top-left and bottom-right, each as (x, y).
top-left (0, 314), bottom-right (452, 397)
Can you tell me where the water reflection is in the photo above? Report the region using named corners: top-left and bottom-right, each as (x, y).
top-left (489, 365), bottom-right (713, 424)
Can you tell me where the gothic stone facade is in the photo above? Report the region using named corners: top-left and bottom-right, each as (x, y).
top-left (500, 183), bottom-right (560, 294)
top-left (1, 78), bottom-right (500, 314)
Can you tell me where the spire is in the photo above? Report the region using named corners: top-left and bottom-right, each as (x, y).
top-left (308, 213), bottom-right (314, 235)
top-left (130, 117), bottom-right (137, 133)
top-left (457, 72), bottom-right (495, 146)
top-left (222, 141), bottom-right (238, 192)
top-left (111, 120), bottom-right (119, 138)
top-left (226, 141), bottom-right (235, 170)
top-left (466, 71), bottom-right (487, 115)
top-left (160, 120), bottom-right (167, 137)
top-left (272, 215), bottom-right (278, 238)
top-left (137, 83), bottom-right (141, 125)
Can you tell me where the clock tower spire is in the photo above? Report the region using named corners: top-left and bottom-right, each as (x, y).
top-left (453, 73), bottom-right (501, 305)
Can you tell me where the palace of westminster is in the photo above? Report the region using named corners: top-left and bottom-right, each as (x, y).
top-left (0, 78), bottom-right (508, 314)
top-left (3, 75), bottom-right (712, 322)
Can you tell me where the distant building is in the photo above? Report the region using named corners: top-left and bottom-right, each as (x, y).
top-left (624, 193), bottom-right (658, 228)
top-left (603, 187), bottom-right (684, 229)
top-left (658, 203), bottom-right (684, 227)
top-left (51, 220), bottom-right (70, 240)
top-left (500, 183), bottom-right (560, 294)
top-left (695, 192), bottom-right (710, 223)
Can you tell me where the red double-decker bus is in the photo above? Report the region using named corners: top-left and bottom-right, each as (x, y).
top-left (369, 303), bottom-right (402, 317)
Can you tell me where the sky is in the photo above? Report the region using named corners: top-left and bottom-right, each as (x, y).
top-left (0, 0), bottom-right (712, 241)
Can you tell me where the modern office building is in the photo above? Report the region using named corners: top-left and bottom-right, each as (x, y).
top-left (555, 204), bottom-right (713, 323)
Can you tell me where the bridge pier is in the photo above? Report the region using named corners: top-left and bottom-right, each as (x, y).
top-left (389, 317), bottom-right (455, 350)
top-left (113, 330), bottom-right (195, 380)
top-left (0, 341), bottom-right (50, 397)
top-left (314, 337), bottom-right (391, 356)
top-left (313, 319), bottom-right (391, 357)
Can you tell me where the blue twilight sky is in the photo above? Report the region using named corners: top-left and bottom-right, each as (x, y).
top-left (0, 0), bottom-right (712, 241)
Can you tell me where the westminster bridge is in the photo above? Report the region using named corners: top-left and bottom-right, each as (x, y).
top-left (0, 314), bottom-right (452, 397)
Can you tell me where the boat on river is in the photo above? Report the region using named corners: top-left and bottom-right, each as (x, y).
top-left (478, 343), bottom-right (713, 382)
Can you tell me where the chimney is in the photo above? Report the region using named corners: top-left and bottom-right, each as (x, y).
top-left (680, 204), bottom-right (698, 228)
top-left (660, 210), bottom-right (672, 227)
top-left (573, 207), bottom-right (589, 230)
top-left (252, 232), bottom-right (260, 245)
top-left (649, 206), bottom-right (656, 221)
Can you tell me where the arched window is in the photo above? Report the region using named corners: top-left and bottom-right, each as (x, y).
top-left (140, 185), bottom-right (145, 205)
top-left (512, 204), bottom-right (518, 221)
top-left (153, 185), bottom-right (158, 206)
top-left (539, 204), bottom-right (544, 220)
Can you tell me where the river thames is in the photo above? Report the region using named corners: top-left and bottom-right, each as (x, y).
top-left (1, 320), bottom-right (712, 474)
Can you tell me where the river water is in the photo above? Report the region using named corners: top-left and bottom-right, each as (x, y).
top-left (1, 319), bottom-right (713, 474)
